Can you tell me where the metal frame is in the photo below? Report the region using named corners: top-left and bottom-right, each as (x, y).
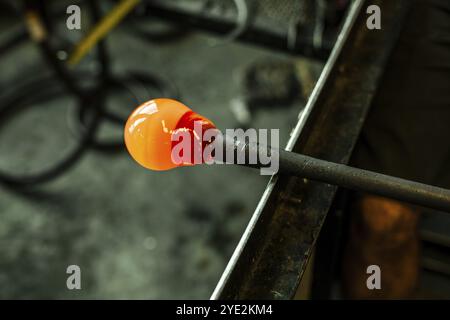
top-left (211, 0), bottom-right (411, 299)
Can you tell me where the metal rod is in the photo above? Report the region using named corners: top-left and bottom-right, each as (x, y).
top-left (224, 136), bottom-right (450, 212)
top-left (212, 0), bottom-right (411, 299)
top-left (141, 1), bottom-right (332, 60)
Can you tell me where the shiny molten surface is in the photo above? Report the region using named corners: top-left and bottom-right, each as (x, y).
top-left (124, 98), bottom-right (216, 170)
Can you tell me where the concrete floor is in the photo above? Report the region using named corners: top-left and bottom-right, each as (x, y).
top-left (0, 18), bottom-right (318, 299)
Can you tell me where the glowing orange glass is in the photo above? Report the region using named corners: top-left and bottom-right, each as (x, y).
top-left (124, 98), bottom-right (216, 171)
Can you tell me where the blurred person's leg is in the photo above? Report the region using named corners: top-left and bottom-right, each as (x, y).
top-left (343, 0), bottom-right (450, 299)
top-left (343, 195), bottom-right (420, 298)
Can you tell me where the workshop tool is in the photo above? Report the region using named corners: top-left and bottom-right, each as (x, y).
top-left (124, 98), bottom-right (450, 213)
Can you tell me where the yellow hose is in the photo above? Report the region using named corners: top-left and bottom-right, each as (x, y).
top-left (68, 0), bottom-right (140, 66)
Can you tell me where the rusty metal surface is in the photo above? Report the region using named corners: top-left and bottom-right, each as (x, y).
top-left (140, 0), bottom-right (333, 59)
top-left (211, 0), bottom-right (411, 299)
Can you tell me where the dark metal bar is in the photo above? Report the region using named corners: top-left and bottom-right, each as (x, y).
top-left (222, 135), bottom-right (450, 212)
top-left (140, 1), bottom-right (332, 60)
top-left (212, 0), bottom-right (411, 300)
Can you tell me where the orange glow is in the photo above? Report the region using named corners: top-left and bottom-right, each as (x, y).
top-left (124, 98), bottom-right (216, 171)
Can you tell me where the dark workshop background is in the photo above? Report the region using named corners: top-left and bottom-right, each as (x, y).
top-left (0, 0), bottom-right (326, 299)
top-left (2, 0), bottom-right (450, 300)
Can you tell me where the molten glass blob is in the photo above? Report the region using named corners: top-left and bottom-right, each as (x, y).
top-left (124, 98), bottom-right (216, 171)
